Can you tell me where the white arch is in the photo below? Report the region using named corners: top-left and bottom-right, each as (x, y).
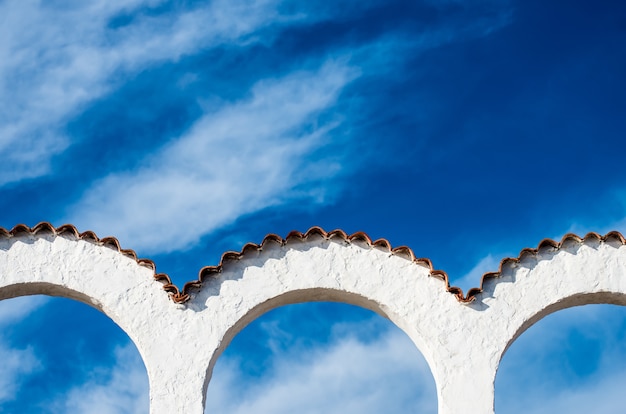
top-left (0, 226), bottom-right (196, 413)
top-left (3, 225), bottom-right (626, 414)
top-left (452, 233), bottom-right (626, 414)
top-left (476, 234), bottom-right (626, 357)
top-left (189, 234), bottom-right (456, 411)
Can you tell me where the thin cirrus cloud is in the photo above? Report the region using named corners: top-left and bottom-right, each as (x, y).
top-left (502, 370), bottom-right (626, 414)
top-left (66, 61), bottom-right (359, 253)
top-left (0, 297), bottom-right (45, 404)
top-left (498, 360), bottom-right (626, 414)
top-left (53, 343), bottom-right (149, 414)
top-left (0, 297), bottom-right (148, 412)
top-left (205, 324), bottom-right (437, 414)
top-left (60, 3), bottom-right (515, 256)
top-left (0, 341), bottom-right (41, 404)
top-left (0, 0), bottom-right (313, 187)
top-left (206, 304), bottom-right (626, 414)
top-left (496, 305), bottom-right (626, 414)
top-left (450, 253), bottom-right (504, 292)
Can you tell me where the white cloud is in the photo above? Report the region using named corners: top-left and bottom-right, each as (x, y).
top-left (0, 341), bottom-right (41, 404)
top-left (561, 190), bottom-right (626, 237)
top-left (0, 0), bottom-right (515, 188)
top-left (514, 370), bottom-right (626, 414)
top-left (451, 253), bottom-right (506, 292)
top-left (67, 60), bottom-right (358, 253)
top-left (58, 0), bottom-right (516, 255)
top-left (56, 343), bottom-right (149, 414)
top-left (496, 305), bottom-right (626, 414)
top-left (0, 295), bottom-right (49, 326)
top-left (0, 297), bottom-right (147, 412)
top-left (0, 0), bottom-right (306, 186)
top-left (0, 296), bottom-right (47, 404)
top-left (205, 327), bottom-right (437, 414)
top-left (499, 369), bottom-right (626, 414)
top-left (567, 217), bottom-right (626, 238)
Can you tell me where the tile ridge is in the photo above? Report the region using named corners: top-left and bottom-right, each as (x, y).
top-left (463, 231), bottom-right (626, 302)
top-left (0, 222), bottom-right (184, 301)
top-left (182, 228), bottom-right (626, 304)
top-left (2, 224), bottom-right (624, 304)
top-left (185, 226), bottom-right (464, 303)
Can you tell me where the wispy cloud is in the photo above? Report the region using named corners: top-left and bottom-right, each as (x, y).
top-left (53, 343), bottom-right (149, 414)
top-left (452, 253), bottom-right (507, 292)
top-left (61, 0), bottom-right (516, 255)
top-left (0, 296), bottom-right (49, 326)
top-left (497, 305), bottom-right (626, 414)
top-left (0, 0), bottom-right (307, 186)
top-left (0, 342), bottom-right (41, 404)
top-left (206, 326), bottom-right (437, 414)
top-left (0, 296), bottom-right (47, 404)
top-left (67, 61), bottom-right (358, 253)
top-left (567, 217), bottom-right (626, 238)
top-left (504, 370), bottom-right (626, 414)
top-left (0, 298), bottom-right (147, 413)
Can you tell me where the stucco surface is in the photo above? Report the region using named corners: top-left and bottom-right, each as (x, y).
top-left (1, 227), bottom-right (625, 413)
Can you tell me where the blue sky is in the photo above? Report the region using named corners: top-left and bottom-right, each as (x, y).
top-left (1, 0), bottom-right (626, 412)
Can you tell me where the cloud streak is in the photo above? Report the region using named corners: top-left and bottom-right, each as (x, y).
top-left (67, 60), bottom-right (358, 253)
top-left (53, 343), bottom-right (149, 414)
top-left (0, 296), bottom-right (49, 326)
top-left (61, 2), bottom-right (515, 255)
top-left (497, 305), bottom-right (626, 414)
top-left (0, 0), bottom-right (308, 186)
top-left (0, 297), bottom-right (47, 404)
top-left (0, 342), bottom-right (41, 404)
top-left (205, 326), bottom-right (436, 414)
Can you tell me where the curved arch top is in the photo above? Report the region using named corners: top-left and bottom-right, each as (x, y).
top-left (474, 232), bottom-right (626, 357)
top-left (0, 222), bottom-right (501, 304)
top-left (3, 222), bottom-right (626, 414)
top-left (7, 223), bottom-right (624, 308)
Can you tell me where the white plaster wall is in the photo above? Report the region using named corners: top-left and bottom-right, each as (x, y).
top-left (1, 228), bottom-right (626, 413)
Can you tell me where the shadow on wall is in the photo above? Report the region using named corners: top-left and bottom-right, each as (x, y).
top-left (0, 296), bottom-right (149, 414)
top-left (496, 304), bottom-right (626, 414)
top-left (205, 302), bottom-right (437, 414)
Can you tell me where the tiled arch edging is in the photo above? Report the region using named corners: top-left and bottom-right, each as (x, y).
top-left (1, 224), bottom-right (626, 413)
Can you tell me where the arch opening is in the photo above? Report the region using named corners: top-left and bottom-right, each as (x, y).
top-left (496, 303), bottom-right (626, 413)
top-left (205, 301), bottom-right (437, 413)
top-left (0, 295), bottom-right (149, 413)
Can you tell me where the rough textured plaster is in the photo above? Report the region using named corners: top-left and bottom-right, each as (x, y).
top-left (1, 229), bottom-right (626, 413)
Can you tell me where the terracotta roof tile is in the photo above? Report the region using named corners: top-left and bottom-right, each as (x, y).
top-left (0, 222), bottom-right (179, 298)
top-left (1, 223), bottom-right (624, 305)
top-left (465, 231), bottom-right (626, 300)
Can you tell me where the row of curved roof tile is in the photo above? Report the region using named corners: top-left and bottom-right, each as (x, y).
top-left (1, 222), bottom-right (625, 304)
